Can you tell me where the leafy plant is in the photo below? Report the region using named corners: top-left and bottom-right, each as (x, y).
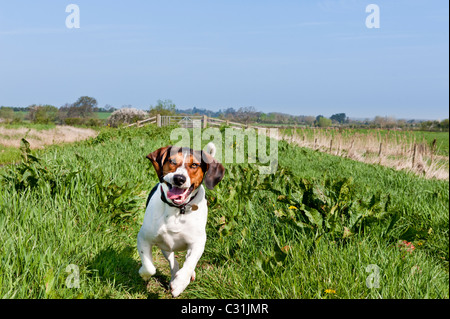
top-left (2, 138), bottom-right (57, 193)
top-left (209, 161), bottom-right (394, 242)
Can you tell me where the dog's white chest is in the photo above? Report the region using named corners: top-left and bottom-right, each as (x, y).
top-left (142, 196), bottom-right (207, 252)
top-left (161, 211), bottom-right (185, 234)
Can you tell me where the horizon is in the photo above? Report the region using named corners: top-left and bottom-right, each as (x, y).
top-left (0, 1), bottom-right (448, 120)
top-left (3, 103), bottom-right (445, 122)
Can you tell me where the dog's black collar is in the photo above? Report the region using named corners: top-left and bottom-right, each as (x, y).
top-left (159, 184), bottom-right (199, 214)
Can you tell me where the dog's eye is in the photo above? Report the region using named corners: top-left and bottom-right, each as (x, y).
top-left (169, 159), bottom-right (177, 165)
top-left (190, 163), bottom-right (199, 169)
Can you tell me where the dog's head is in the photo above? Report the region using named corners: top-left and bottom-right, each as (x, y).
top-left (146, 142), bottom-right (225, 205)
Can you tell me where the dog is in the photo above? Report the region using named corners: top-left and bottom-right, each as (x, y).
top-left (137, 142), bottom-right (225, 297)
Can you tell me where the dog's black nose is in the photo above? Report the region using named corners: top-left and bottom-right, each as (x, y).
top-left (173, 174), bottom-right (187, 186)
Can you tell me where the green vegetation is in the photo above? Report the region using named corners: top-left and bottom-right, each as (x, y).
top-left (317, 116), bottom-right (332, 128)
top-left (282, 127), bottom-right (449, 157)
top-left (1, 97), bottom-right (111, 127)
top-left (94, 112), bottom-right (113, 120)
top-left (149, 99), bottom-right (176, 116)
top-left (0, 125), bottom-right (448, 298)
top-left (0, 145), bottom-right (21, 165)
top-left (0, 123), bottom-right (56, 164)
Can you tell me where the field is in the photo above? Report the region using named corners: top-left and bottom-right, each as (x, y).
top-left (280, 128), bottom-right (449, 180)
top-left (0, 124), bottom-right (97, 164)
top-left (0, 125), bottom-right (448, 299)
top-left (281, 127), bottom-right (449, 156)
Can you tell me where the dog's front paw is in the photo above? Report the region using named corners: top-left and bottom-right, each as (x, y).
top-left (170, 271), bottom-right (190, 298)
top-left (139, 265), bottom-right (156, 281)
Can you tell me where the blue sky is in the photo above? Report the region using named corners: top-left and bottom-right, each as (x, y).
top-left (0, 1), bottom-right (448, 120)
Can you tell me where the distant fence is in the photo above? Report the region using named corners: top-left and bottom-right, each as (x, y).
top-left (124, 114), bottom-right (448, 179)
top-left (126, 116), bottom-right (157, 128)
top-left (160, 115), bottom-right (203, 128)
top-left (126, 114), bottom-right (268, 130)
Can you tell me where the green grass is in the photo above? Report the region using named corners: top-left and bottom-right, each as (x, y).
top-left (0, 124), bottom-right (49, 164)
top-left (414, 130), bottom-right (449, 156)
top-left (93, 112), bottom-right (113, 120)
top-left (0, 145), bottom-right (22, 165)
top-left (0, 126), bottom-right (448, 298)
top-left (0, 124), bottom-right (103, 165)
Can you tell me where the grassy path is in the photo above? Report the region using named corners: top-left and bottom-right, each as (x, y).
top-left (0, 126), bottom-right (448, 298)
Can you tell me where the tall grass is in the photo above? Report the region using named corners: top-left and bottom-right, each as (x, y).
top-left (195, 146), bottom-right (449, 298)
top-left (280, 128), bottom-right (449, 180)
top-left (0, 125), bottom-right (98, 165)
top-left (0, 126), bottom-right (97, 149)
top-left (0, 126), bottom-right (448, 298)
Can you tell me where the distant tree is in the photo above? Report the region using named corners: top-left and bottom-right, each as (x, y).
top-left (149, 99), bottom-right (176, 116)
top-left (330, 113), bottom-right (347, 124)
top-left (27, 104), bottom-right (58, 124)
top-left (315, 115), bottom-right (324, 126)
top-left (192, 106), bottom-right (201, 115)
top-left (384, 116), bottom-right (396, 129)
top-left (68, 96), bottom-right (97, 118)
top-left (219, 107), bottom-right (237, 121)
top-left (420, 120), bottom-right (440, 131)
top-left (373, 116), bottom-right (386, 128)
top-left (304, 116), bottom-right (315, 127)
top-left (318, 117), bottom-right (332, 127)
top-left (439, 119), bottom-right (449, 130)
top-left (57, 103), bottom-right (71, 123)
top-left (258, 113), bottom-right (268, 123)
top-left (176, 106), bottom-right (223, 118)
top-left (0, 106), bottom-right (14, 123)
top-left (37, 105), bottom-right (57, 124)
top-left (396, 119), bottom-right (406, 129)
top-left (236, 106), bottom-right (258, 124)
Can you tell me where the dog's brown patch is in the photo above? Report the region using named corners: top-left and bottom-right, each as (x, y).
top-left (162, 150), bottom-right (205, 190)
top-left (147, 145), bottom-right (224, 190)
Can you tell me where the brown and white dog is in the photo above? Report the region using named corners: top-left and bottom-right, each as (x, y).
top-left (137, 142), bottom-right (224, 297)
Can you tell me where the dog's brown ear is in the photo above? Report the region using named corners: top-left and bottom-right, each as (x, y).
top-left (147, 146), bottom-right (171, 182)
top-left (201, 152), bottom-right (225, 190)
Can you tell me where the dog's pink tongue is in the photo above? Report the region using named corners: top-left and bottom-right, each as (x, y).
top-left (167, 187), bottom-right (188, 200)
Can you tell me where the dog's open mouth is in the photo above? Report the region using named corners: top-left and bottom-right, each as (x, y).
top-left (166, 184), bottom-right (194, 205)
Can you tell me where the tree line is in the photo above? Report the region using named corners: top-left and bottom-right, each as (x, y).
top-left (0, 96), bottom-right (111, 126)
top-left (177, 106), bottom-right (348, 127)
top-left (1, 98), bottom-right (448, 131)
top-left (177, 106), bottom-right (449, 131)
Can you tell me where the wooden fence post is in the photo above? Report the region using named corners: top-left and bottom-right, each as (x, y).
top-left (430, 138), bottom-right (437, 164)
top-left (378, 143), bottom-right (383, 157)
top-left (432, 138), bottom-right (437, 152)
top-left (156, 114), bottom-right (161, 127)
top-left (348, 139), bottom-right (354, 153)
top-left (412, 143), bottom-right (417, 168)
top-left (203, 115), bottom-right (207, 129)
